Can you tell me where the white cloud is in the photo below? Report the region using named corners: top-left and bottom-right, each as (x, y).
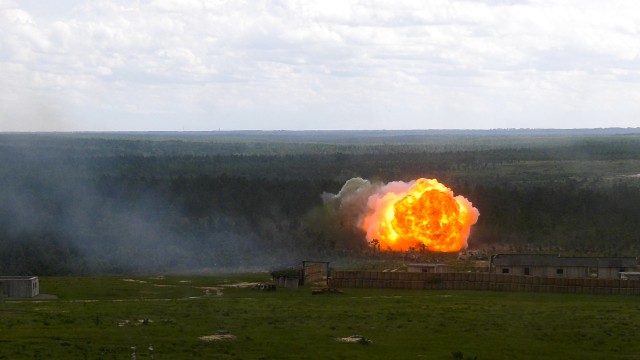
top-left (1, 0), bottom-right (639, 131)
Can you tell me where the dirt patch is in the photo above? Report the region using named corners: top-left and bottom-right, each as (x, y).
top-left (195, 286), bottom-right (221, 291)
top-left (151, 283), bottom-right (223, 296)
top-left (122, 279), bottom-right (148, 284)
top-left (118, 319), bottom-right (153, 327)
top-left (311, 287), bottom-right (343, 295)
top-left (33, 293), bottom-right (58, 300)
top-left (335, 335), bottom-right (372, 344)
top-left (121, 277), bottom-right (225, 297)
top-left (199, 334), bottom-right (237, 341)
top-left (195, 287), bottom-right (223, 296)
top-left (219, 282), bottom-right (260, 288)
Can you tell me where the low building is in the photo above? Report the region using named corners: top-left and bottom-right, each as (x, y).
top-left (407, 263), bottom-right (449, 273)
top-left (491, 254), bottom-right (637, 279)
top-left (0, 276), bottom-right (40, 298)
top-left (620, 272), bottom-right (640, 280)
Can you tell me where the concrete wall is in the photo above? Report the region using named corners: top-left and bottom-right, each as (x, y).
top-left (329, 271), bottom-right (640, 295)
top-left (598, 267), bottom-right (626, 279)
top-left (494, 266), bottom-right (589, 277)
top-left (284, 277), bottom-right (299, 289)
top-left (0, 277), bottom-right (39, 298)
top-left (274, 276), bottom-right (300, 289)
top-left (495, 266), bottom-right (623, 278)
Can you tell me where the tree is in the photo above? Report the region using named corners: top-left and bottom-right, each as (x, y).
top-left (370, 239), bottom-right (380, 253)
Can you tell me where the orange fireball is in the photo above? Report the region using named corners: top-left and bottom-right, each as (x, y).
top-left (361, 178), bottom-right (479, 252)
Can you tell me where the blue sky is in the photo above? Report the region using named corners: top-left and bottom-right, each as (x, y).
top-left (1, 0), bottom-right (639, 131)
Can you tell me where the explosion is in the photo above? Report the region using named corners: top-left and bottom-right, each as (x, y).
top-left (324, 178), bottom-right (479, 252)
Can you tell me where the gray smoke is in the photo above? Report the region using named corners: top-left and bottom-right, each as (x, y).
top-left (321, 177), bottom-right (381, 233)
top-left (0, 137), bottom-right (308, 274)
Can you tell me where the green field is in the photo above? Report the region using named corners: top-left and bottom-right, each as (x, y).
top-left (2, 275), bottom-right (639, 359)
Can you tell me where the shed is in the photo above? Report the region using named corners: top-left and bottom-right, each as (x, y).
top-left (491, 254), bottom-right (637, 279)
top-left (0, 276), bottom-right (40, 298)
top-left (407, 263), bottom-right (449, 273)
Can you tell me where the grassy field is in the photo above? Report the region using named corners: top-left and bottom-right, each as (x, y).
top-left (2, 275), bottom-right (639, 359)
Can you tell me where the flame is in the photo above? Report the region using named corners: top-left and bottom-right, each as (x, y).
top-left (361, 178), bottom-right (479, 252)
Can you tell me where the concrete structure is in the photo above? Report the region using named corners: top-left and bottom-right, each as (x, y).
top-left (407, 263), bottom-right (449, 273)
top-left (491, 254), bottom-right (637, 279)
top-left (620, 272), bottom-right (640, 280)
top-left (330, 270), bottom-right (640, 295)
top-left (0, 276), bottom-right (39, 298)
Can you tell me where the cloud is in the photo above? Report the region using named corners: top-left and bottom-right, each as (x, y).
top-left (1, 0), bottom-right (640, 130)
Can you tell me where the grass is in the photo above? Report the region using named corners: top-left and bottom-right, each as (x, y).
top-left (2, 275), bottom-right (640, 359)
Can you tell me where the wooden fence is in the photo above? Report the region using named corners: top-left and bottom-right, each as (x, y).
top-left (329, 271), bottom-right (640, 295)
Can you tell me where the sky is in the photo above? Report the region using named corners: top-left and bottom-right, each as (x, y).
top-left (1, 0), bottom-right (639, 131)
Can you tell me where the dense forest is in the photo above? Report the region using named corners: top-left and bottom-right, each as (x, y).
top-left (1, 129), bottom-right (640, 275)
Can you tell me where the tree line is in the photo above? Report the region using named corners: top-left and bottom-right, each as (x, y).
top-left (1, 132), bottom-right (639, 275)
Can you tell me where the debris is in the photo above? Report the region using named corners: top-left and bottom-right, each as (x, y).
top-left (255, 283), bottom-right (276, 291)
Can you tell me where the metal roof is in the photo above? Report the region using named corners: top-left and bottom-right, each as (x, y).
top-left (0, 276), bottom-right (38, 280)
